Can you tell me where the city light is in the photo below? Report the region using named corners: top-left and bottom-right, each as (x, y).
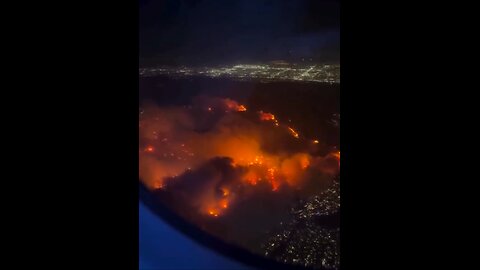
top-left (139, 63), bottom-right (340, 84)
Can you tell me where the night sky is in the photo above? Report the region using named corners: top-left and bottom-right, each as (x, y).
top-left (140, 0), bottom-right (339, 66)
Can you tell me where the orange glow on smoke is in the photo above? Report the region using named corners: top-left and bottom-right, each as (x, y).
top-left (139, 97), bottom-right (340, 218)
top-left (224, 98), bottom-right (247, 112)
top-left (300, 157), bottom-right (310, 169)
top-left (220, 198), bottom-right (229, 209)
top-left (333, 151), bottom-right (340, 167)
top-left (271, 181), bottom-right (280, 191)
top-left (259, 111), bottom-right (275, 121)
top-left (152, 181), bottom-right (163, 190)
top-left (254, 155), bottom-right (264, 165)
top-left (221, 187), bottom-right (230, 196)
top-left (244, 170), bottom-right (260, 185)
top-left (208, 209), bottom-right (219, 217)
top-left (267, 168), bottom-right (280, 191)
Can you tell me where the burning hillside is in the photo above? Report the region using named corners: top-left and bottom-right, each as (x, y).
top-left (139, 96), bottom-right (340, 219)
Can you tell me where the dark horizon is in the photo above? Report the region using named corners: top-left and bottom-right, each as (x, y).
top-left (140, 0), bottom-right (340, 67)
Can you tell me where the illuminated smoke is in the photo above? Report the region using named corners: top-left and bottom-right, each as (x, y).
top-left (259, 111), bottom-right (275, 121)
top-left (139, 96), bottom-right (339, 217)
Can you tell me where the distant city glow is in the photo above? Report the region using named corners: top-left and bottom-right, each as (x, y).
top-left (139, 63), bottom-right (340, 84)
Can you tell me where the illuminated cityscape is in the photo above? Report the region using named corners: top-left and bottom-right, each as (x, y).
top-left (139, 63), bottom-right (340, 84)
top-left (263, 179), bottom-right (340, 269)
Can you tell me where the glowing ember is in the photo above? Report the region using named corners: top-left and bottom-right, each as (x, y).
top-left (224, 98), bottom-right (247, 112)
top-left (271, 182), bottom-right (280, 191)
top-left (254, 155), bottom-right (264, 165)
top-left (288, 127), bottom-right (300, 139)
top-left (300, 158), bottom-right (310, 169)
top-left (152, 181), bottom-right (163, 189)
top-left (145, 146), bottom-right (155, 152)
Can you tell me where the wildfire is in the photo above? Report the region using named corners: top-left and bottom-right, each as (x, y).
top-left (237, 105), bottom-right (247, 112)
top-left (139, 97), bottom-right (340, 219)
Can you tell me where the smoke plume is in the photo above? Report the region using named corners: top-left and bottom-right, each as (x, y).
top-left (139, 96), bottom-right (339, 218)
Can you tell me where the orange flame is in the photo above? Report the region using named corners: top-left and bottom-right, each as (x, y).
top-left (244, 170), bottom-right (259, 185)
top-left (267, 168), bottom-right (280, 191)
top-left (237, 105), bottom-right (247, 112)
